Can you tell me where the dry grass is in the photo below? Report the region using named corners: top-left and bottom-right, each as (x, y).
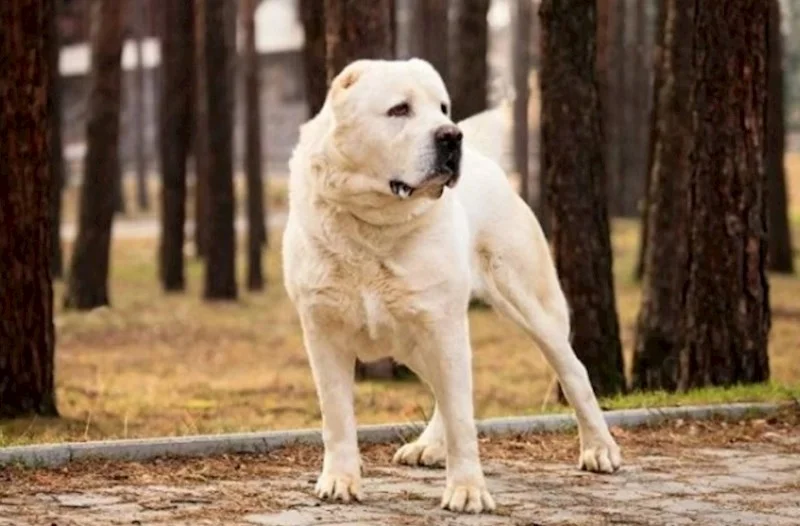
top-left (2, 156), bottom-right (799, 447)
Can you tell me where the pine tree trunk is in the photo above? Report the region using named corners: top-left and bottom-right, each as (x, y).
top-left (193, 0), bottom-right (210, 259)
top-left (158, 0), bottom-right (194, 292)
top-left (450, 0), bottom-right (490, 121)
top-left (411, 0), bottom-right (450, 84)
top-left (324, 0), bottom-right (394, 81)
top-left (134, 0), bottom-right (149, 211)
top-left (48, 0), bottom-right (65, 279)
top-left (632, 0), bottom-right (693, 392)
top-left (202, 0), bottom-right (237, 300)
top-left (513, 0), bottom-right (531, 207)
top-left (299, 0), bottom-right (327, 117)
top-left (635, 1), bottom-right (666, 282)
top-left (0, 0), bottom-right (59, 418)
top-left (766, 0), bottom-right (794, 274)
top-left (64, 0), bottom-right (125, 310)
top-left (539, 0), bottom-right (626, 397)
top-left (243, 0), bottom-right (265, 291)
top-left (324, 0), bottom-right (407, 380)
top-left (680, 0), bottom-right (770, 389)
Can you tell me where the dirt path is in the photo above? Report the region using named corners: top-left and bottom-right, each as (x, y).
top-left (2, 410), bottom-right (799, 525)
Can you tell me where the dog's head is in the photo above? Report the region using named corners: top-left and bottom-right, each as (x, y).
top-left (326, 59), bottom-right (462, 201)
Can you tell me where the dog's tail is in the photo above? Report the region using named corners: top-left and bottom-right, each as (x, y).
top-left (457, 100), bottom-right (514, 173)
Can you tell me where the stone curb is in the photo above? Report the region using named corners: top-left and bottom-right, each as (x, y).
top-left (0, 402), bottom-right (784, 468)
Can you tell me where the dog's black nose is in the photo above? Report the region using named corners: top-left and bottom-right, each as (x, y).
top-left (434, 125), bottom-right (463, 151)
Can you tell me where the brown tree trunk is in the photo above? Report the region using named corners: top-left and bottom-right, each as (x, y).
top-left (514, 0), bottom-right (532, 207)
top-left (766, 0), bottom-right (794, 274)
top-left (158, 0), bottom-right (194, 292)
top-left (299, 0), bottom-right (327, 117)
top-left (193, 0), bottom-right (210, 259)
top-left (607, 0), bottom-right (626, 216)
top-left (202, 0), bottom-right (237, 300)
top-left (324, 0), bottom-right (394, 82)
top-left (634, 1), bottom-right (665, 282)
top-left (133, 0), bottom-right (149, 211)
top-left (632, 0), bottom-right (693, 392)
top-left (324, 0), bottom-right (406, 380)
top-left (243, 0), bottom-right (266, 291)
top-left (49, 0), bottom-right (65, 279)
top-left (680, 0), bottom-right (770, 389)
top-left (0, 0), bottom-right (59, 418)
top-left (450, 0), bottom-right (489, 122)
top-left (539, 0), bottom-right (626, 397)
top-left (411, 0), bottom-right (449, 84)
top-left (64, 0), bottom-right (125, 310)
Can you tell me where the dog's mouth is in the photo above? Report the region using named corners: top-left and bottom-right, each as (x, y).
top-left (389, 156), bottom-right (461, 200)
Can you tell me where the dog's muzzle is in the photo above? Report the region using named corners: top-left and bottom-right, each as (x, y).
top-left (388, 125), bottom-right (463, 199)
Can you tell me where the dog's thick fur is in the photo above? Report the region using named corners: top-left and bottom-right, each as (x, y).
top-left (282, 59), bottom-right (621, 514)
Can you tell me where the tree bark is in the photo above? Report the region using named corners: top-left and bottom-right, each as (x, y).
top-left (243, 0), bottom-right (266, 291)
top-left (634, 1), bottom-right (666, 282)
top-left (766, 0), bottom-right (794, 273)
top-left (193, 0), bottom-right (210, 259)
top-left (513, 0), bottom-right (531, 207)
top-left (158, 0), bottom-right (194, 292)
top-left (48, 0), bottom-right (65, 279)
top-left (539, 0), bottom-right (625, 397)
top-left (680, 0), bottom-right (770, 389)
top-left (299, 0), bottom-right (327, 117)
top-left (324, 0), bottom-right (394, 82)
top-left (411, 0), bottom-right (450, 84)
top-left (632, 0), bottom-right (693, 392)
top-left (450, 0), bottom-right (489, 122)
top-left (64, 0), bottom-right (125, 310)
top-left (0, 0), bottom-right (59, 418)
top-left (202, 0), bottom-right (237, 300)
top-left (133, 0), bottom-right (149, 211)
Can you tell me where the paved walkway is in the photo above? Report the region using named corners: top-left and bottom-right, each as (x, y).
top-left (4, 442), bottom-right (799, 525)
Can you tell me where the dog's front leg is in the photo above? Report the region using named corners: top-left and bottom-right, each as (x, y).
top-left (418, 320), bottom-right (495, 514)
top-left (301, 322), bottom-right (362, 503)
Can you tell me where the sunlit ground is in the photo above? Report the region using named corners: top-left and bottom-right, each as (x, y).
top-left (2, 155), bottom-right (799, 447)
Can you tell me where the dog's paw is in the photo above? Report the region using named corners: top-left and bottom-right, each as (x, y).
top-left (315, 471), bottom-right (363, 503)
top-left (578, 438), bottom-right (622, 473)
top-left (440, 479), bottom-right (496, 514)
top-left (392, 439), bottom-right (446, 468)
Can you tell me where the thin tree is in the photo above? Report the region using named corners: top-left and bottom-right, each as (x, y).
top-left (158, 0), bottom-right (194, 291)
top-left (64, 0), bottom-right (125, 310)
top-left (411, 0), bottom-right (449, 84)
top-left (325, 0), bottom-right (407, 380)
top-left (243, 0), bottom-right (266, 290)
top-left (299, 0), bottom-right (327, 117)
top-left (513, 0), bottom-right (532, 207)
top-left (634, 1), bottom-right (666, 281)
top-left (766, 0), bottom-right (794, 273)
top-left (49, 0), bottom-right (66, 279)
top-left (133, 0), bottom-right (149, 211)
top-left (539, 0), bottom-right (625, 397)
top-left (0, 0), bottom-right (59, 418)
top-left (450, 0), bottom-right (490, 121)
top-left (679, 0), bottom-right (770, 389)
top-left (632, 0), bottom-right (693, 391)
top-left (201, 0), bottom-right (237, 300)
top-left (193, 0), bottom-right (210, 259)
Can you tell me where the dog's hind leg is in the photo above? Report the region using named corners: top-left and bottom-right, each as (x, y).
top-left (476, 221), bottom-right (622, 473)
top-left (392, 357), bottom-right (447, 468)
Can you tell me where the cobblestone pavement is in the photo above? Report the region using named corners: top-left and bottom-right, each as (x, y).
top-left (3, 439), bottom-right (799, 526)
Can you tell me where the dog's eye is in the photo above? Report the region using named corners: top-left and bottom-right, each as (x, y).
top-left (441, 103), bottom-right (448, 115)
top-left (387, 102), bottom-right (411, 117)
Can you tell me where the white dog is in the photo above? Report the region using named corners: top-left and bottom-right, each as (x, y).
top-left (282, 58), bottom-right (621, 514)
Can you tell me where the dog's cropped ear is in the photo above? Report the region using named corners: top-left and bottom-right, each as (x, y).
top-left (330, 60), bottom-right (368, 97)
